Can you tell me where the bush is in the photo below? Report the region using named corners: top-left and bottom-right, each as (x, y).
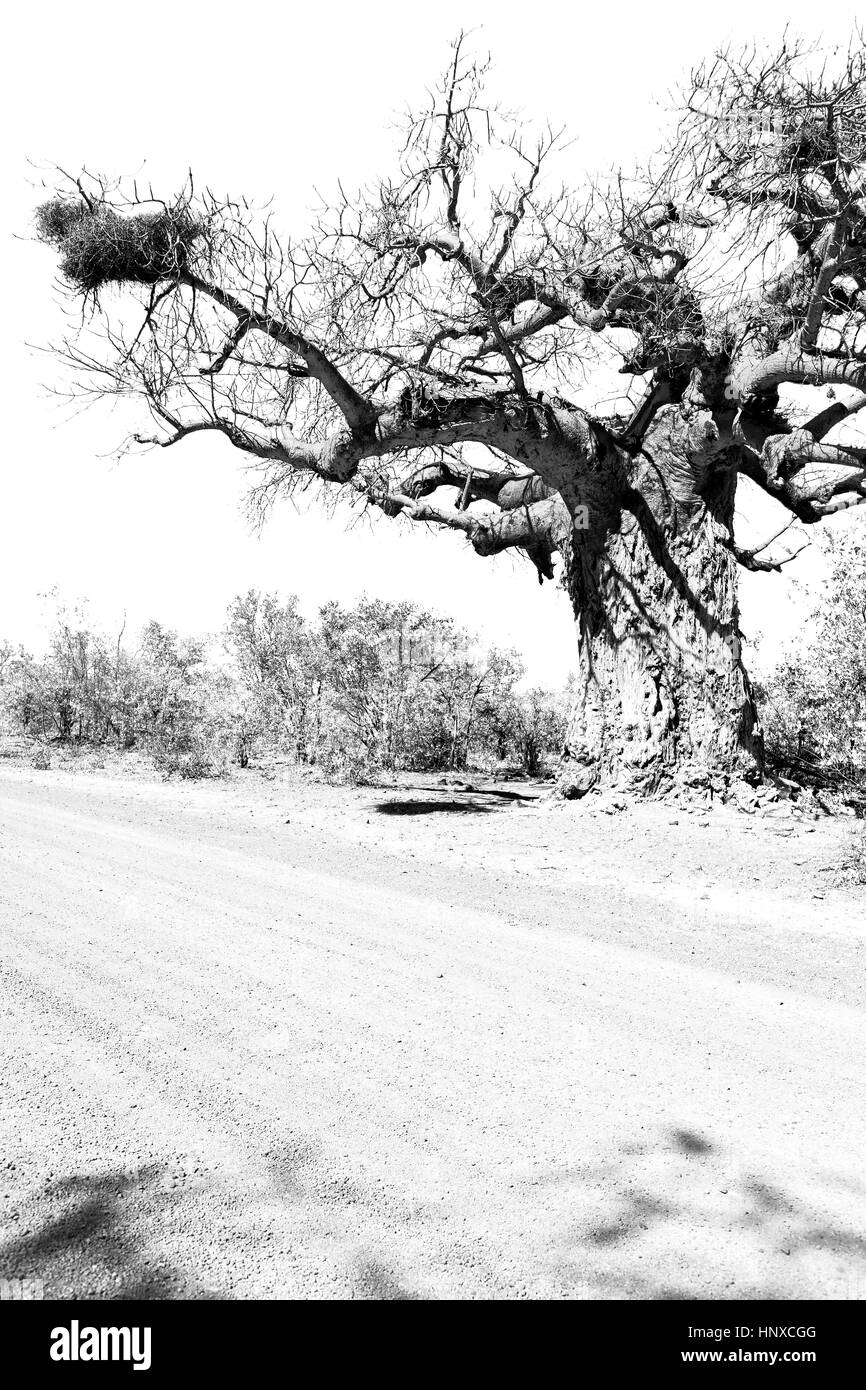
top-left (152, 746), bottom-right (225, 781)
top-left (316, 745), bottom-right (382, 787)
top-left (0, 594), bottom-right (569, 783)
top-left (758, 530), bottom-right (866, 779)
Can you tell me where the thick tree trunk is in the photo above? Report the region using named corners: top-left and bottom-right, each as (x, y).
top-left (558, 406), bottom-right (763, 797)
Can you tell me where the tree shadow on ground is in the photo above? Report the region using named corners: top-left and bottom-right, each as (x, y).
top-left (374, 781), bottom-right (540, 816)
top-left (670, 1127), bottom-right (714, 1156)
top-left (549, 1125), bottom-right (866, 1299)
top-left (422, 785), bottom-right (537, 802)
top-left (0, 1167), bottom-right (220, 1300)
top-left (262, 1140), bottom-right (422, 1298)
top-left (353, 1257), bottom-right (420, 1300)
top-left (375, 799), bottom-right (495, 815)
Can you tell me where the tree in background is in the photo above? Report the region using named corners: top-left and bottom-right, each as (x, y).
top-left (282, 598), bottom-right (539, 775)
top-left (0, 609), bottom-right (230, 776)
top-left (492, 686), bottom-right (568, 777)
top-left (225, 592), bottom-right (322, 762)
top-left (759, 528), bottom-right (866, 776)
top-left (0, 595), bottom-right (568, 779)
top-left (316, 598), bottom-right (447, 772)
top-left (132, 621), bottom-right (232, 775)
top-left (423, 644), bottom-right (524, 772)
top-left (1, 603), bottom-right (130, 745)
top-left (34, 35), bottom-right (866, 796)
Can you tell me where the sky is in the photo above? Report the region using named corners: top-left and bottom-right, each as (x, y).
top-left (2, 0), bottom-right (865, 684)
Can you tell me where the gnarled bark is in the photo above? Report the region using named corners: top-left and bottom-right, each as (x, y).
top-left (559, 407), bottom-right (762, 795)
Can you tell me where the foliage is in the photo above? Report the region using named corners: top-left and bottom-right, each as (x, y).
top-left (224, 592), bottom-right (565, 776)
top-left (488, 685), bottom-right (568, 776)
top-left (224, 592), bottom-right (322, 762)
top-left (0, 606), bottom-right (227, 778)
top-left (758, 530), bottom-right (866, 777)
top-left (0, 595), bottom-right (568, 780)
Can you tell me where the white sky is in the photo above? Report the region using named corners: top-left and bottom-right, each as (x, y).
top-left (2, 0), bottom-right (865, 683)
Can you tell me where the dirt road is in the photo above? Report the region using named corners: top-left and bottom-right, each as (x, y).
top-left (1, 765), bottom-right (864, 1299)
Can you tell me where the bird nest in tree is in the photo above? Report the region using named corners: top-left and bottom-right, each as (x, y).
top-left (35, 198), bottom-right (202, 294)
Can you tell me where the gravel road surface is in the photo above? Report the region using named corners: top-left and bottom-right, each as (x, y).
top-left (1, 768), bottom-right (864, 1299)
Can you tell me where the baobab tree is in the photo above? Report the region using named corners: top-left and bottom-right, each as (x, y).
top-left (34, 35), bottom-right (866, 794)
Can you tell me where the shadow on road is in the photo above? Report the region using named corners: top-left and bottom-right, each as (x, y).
top-left (375, 799), bottom-right (495, 816)
top-left (0, 1167), bottom-right (219, 1300)
top-left (548, 1125), bottom-right (866, 1299)
top-left (5, 1126), bottom-right (863, 1299)
top-left (353, 1258), bottom-right (420, 1300)
top-left (374, 780), bottom-right (540, 817)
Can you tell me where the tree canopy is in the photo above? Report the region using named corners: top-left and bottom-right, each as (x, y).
top-left (36, 36), bottom-right (866, 561)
